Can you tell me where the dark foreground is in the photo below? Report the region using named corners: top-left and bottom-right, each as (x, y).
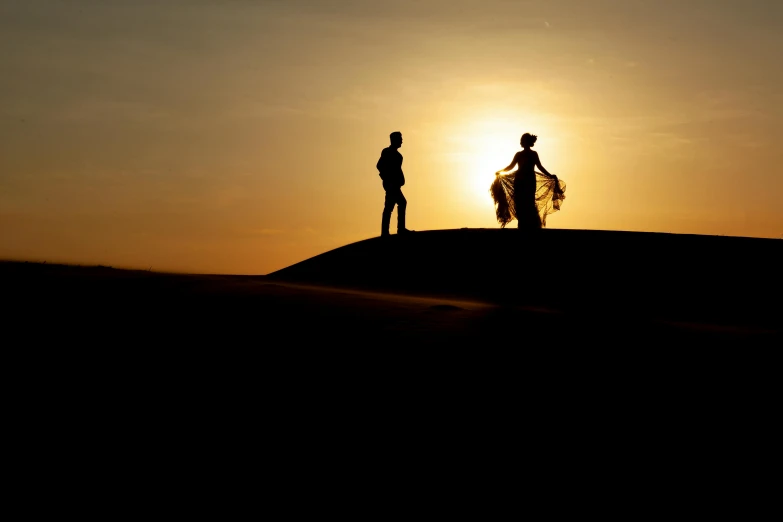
top-left (5, 230), bottom-right (779, 483)
top-left (4, 229), bottom-right (782, 429)
top-left (4, 228), bottom-right (780, 348)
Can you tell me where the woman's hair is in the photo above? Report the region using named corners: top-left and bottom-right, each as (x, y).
top-left (521, 133), bottom-right (538, 147)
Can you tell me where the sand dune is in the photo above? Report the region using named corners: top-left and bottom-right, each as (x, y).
top-left (270, 228), bottom-right (782, 331)
top-left (3, 229), bottom-right (780, 348)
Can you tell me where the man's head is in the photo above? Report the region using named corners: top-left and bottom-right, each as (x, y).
top-left (390, 131), bottom-right (403, 148)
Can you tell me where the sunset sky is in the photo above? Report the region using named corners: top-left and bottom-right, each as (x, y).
top-left (1, 0), bottom-right (781, 274)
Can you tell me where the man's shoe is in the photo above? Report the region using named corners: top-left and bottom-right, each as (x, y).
top-left (397, 228), bottom-right (415, 234)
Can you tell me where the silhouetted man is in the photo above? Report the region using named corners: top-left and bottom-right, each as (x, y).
top-left (377, 131), bottom-right (413, 236)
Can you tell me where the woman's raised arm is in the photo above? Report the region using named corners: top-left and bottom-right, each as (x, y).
top-left (496, 152), bottom-right (520, 175)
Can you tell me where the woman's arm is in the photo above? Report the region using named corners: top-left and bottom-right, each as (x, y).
top-left (534, 151), bottom-right (553, 176)
top-left (496, 152), bottom-right (520, 175)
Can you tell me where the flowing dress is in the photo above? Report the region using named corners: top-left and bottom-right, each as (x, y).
top-left (490, 156), bottom-right (566, 228)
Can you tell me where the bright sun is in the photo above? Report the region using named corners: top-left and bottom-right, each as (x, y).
top-left (464, 124), bottom-right (522, 205)
top-left (470, 136), bottom-right (514, 189)
top-left (447, 113), bottom-right (557, 208)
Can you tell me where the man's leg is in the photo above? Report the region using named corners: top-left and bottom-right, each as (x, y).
top-left (381, 189), bottom-right (395, 236)
top-left (396, 190), bottom-right (408, 233)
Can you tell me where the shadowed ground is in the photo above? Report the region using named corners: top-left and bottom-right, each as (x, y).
top-left (3, 229), bottom-right (780, 349)
top-left (4, 229), bottom-right (781, 442)
top-left (270, 228), bottom-right (782, 333)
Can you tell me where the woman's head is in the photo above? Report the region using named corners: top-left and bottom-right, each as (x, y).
top-left (520, 133), bottom-right (538, 148)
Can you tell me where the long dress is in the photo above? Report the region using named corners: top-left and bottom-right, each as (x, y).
top-left (490, 153), bottom-right (566, 228)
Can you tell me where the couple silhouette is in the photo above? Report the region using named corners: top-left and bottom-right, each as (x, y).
top-left (376, 131), bottom-right (565, 236)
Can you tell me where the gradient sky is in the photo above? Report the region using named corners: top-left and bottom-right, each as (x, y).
top-left (1, 0), bottom-right (781, 274)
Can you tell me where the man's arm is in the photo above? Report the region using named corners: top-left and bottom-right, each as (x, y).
top-left (376, 148), bottom-right (388, 176)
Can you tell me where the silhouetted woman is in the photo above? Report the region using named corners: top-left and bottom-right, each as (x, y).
top-left (490, 133), bottom-right (565, 228)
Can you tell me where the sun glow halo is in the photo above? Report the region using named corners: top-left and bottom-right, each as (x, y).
top-left (468, 137), bottom-right (513, 203)
top-left (447, 114), bottom-right (558, 208)
top-left (461, 119), bottom-right (525, 206)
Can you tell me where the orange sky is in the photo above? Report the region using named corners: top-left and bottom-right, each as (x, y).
top-left (1, 0), bottom-right (782, 274)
